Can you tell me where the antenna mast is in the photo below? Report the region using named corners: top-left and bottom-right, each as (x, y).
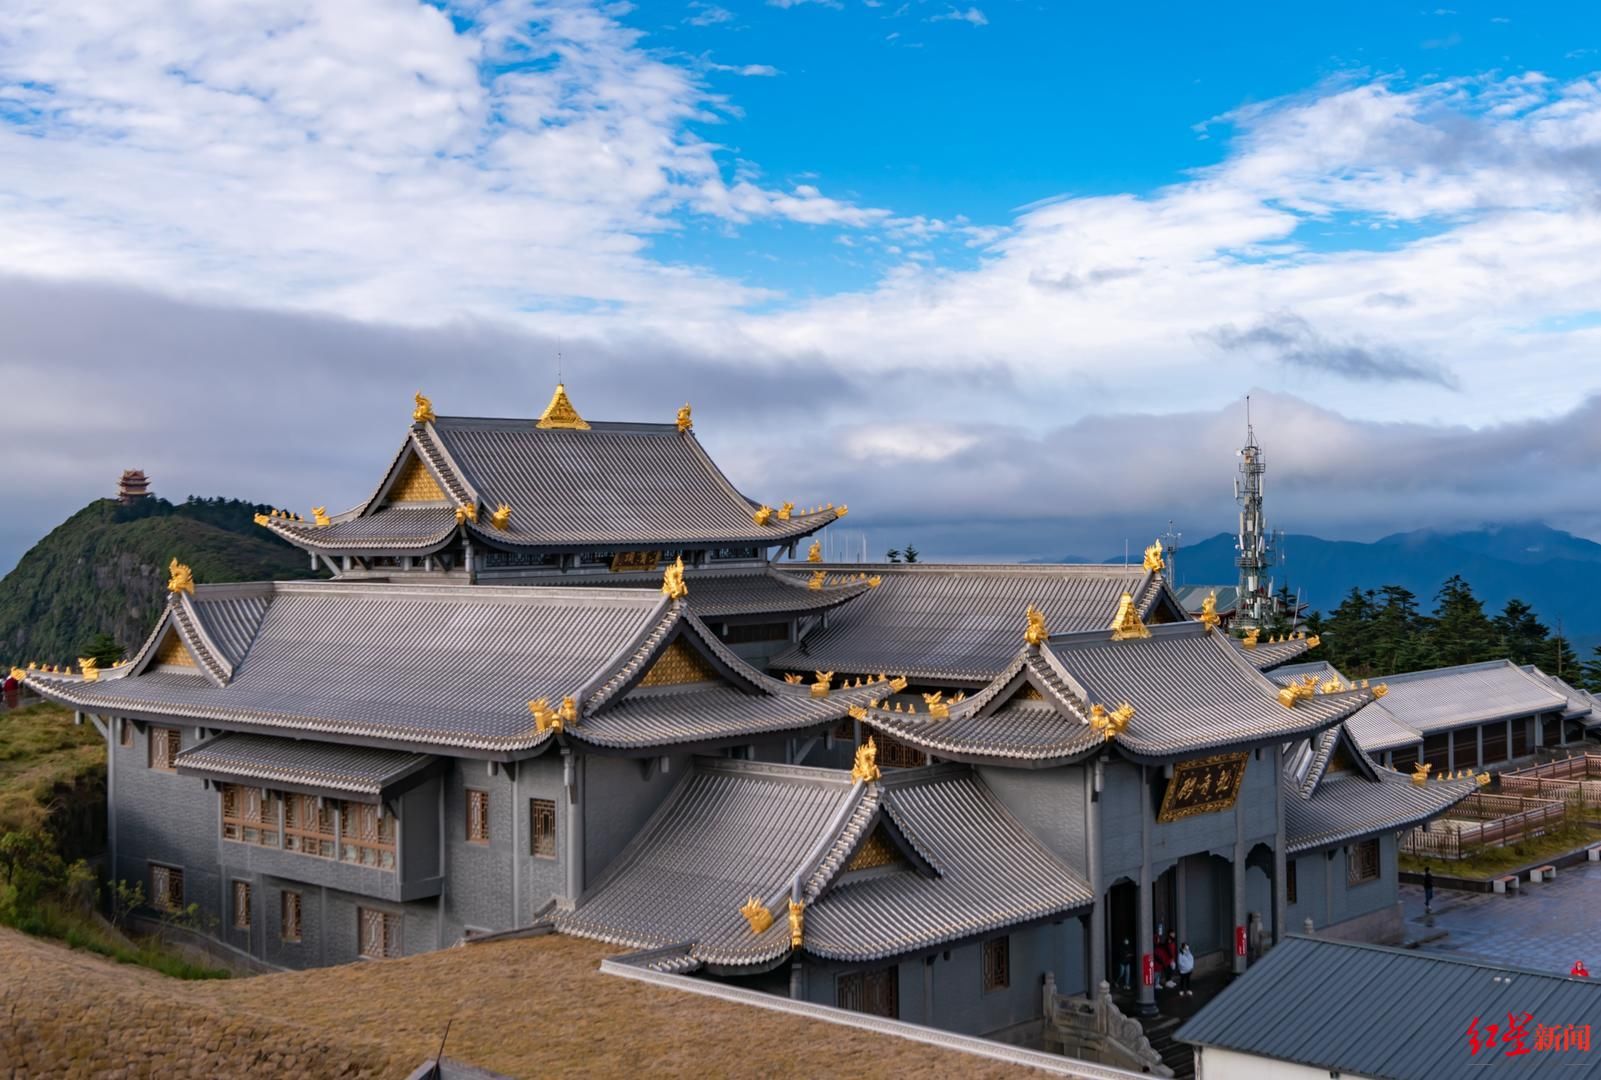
top-left (1235, 396), bottom-right (1273, 630)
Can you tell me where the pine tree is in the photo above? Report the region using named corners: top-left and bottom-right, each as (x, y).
top-left (1428, 575), bottom-right (1498, 668)
top-left (77, 631), bottom-right (125, 667)
top-left (1371, 586), bottom-right (1432, 676)
top-left (1582, 645), bottom-right (1601, 693)
top-left (1547, 631), bottom-right (1579, 682)
top-left (1492, 599), bottom-right (1548, 666)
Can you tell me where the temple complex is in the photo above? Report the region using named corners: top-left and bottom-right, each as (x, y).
top-left (19, 386), bottom-right (1484, 1048)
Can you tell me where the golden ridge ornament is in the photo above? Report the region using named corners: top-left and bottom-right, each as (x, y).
top-left (312, 506), bottom-right (330, 527)
top-left (661, 555), bottom-right (688, 600)
top-left (1143, 539), bottom-right (1165, 574)
top-left (78, 657), bottom-right (99, 682)
top-left (676, 403), bottom-right (692, 433)
top-left (1025, 605), bottom-right (1048, 647)
top-left (1199, 591), bottom-right (1220, 633)
top-left (537, 382), bottom-right (590, 430)
top-left (490, 504), bottom-right (512, 530)
top-left (851, 737), bottom-right (881, 784)
top-left (753, 505), bottom-right (774, 526)
top-left (740, 896), bottom-right (772, 934)
top-left (807, 540), bottom-right (822, 563)
top-left (167, 559), bottom-right (195, 596)
top-left (1110, 593), bottom-right (1150, 641)
top-left (787, 897), bottom-right (805, 948)
top-left (413, 392), bottom-right (435, 424)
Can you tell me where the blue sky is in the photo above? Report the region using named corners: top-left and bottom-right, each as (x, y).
top-left (640, 1), bottom-right (1601, 291)
top-left (5, 0), bottom-right (1601, 573)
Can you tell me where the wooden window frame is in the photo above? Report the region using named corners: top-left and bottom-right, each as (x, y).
top-left (340, 802), bottom-right (397, 870)
top-left (836, 966), bottom-right (899, 1018)
top-left (221, 784), bottom-right (281, 848)
top-left (232, 880), bottom-right (252, 930)
top-left (982, 935), bottom-right (1010, 993)
top-left (281, 890), bottom-right (302, 943)
top-left (148, 726), bottom-right (181, 771)
top-left (358, 907), bottom-right (399, 959)
top-left (149, 862), bottom-right (183, 912)
top-left (283, 794), bottom-right (336, 859)
top-left (466, 788), bottom-right (491, 845)
top-left (530, 798), bottom-right (557, 859)
top-left (1347, 838), bottom-right (1381, 885)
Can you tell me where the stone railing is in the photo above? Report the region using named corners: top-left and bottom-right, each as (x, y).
top-left (1042, 975), bottom-right (1173, 1078)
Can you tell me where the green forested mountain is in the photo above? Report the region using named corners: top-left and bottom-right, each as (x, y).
top-left (0, 497), bottom-right (320, 667)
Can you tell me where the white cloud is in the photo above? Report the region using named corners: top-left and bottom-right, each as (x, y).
top-left (930, 6), bottom-right (988, 26)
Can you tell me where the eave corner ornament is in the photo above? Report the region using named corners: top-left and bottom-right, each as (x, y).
top-left (810, 671), bottom-right (833, 698)
top-left (77, 657), bottom-right (99, 682)
top-left (167, 558), bottom-right (195, 596)
top-left (923, 691), bottom-right (949, 719)
top-left (1476, 771), bottom-right (1491, 787)
top-left (413, 391), bottom-right (435, 425)
top-left (753, 504), bottom-right (774, 526)
top-left (537, 382), bottom-right (591, 430)
top-left (490, 503), bottom-right (512, 530)
top-left (1241, 627), bottom-right (1259, 650)
top-left (529, 696), bottom-right (579, 735)
top-left (676, 403), bottom-right (692, 433)
top-left (787, 897), bottom-right (805, 948)
top-left (808, 569), bottom-right (826, 590)
top-left (455, 502), bottom-right (478, 525)
top-left (851, 736), bottom-right (881, 785)
top-left (661, 555), bottom-right (688, 601)
top-left (1277, 679), bottom-right (1315, 708)
top-left (1109, 593), bottom-right (1149, 641)
top-left (9, 667), bottom-right (25, 683)
top-left (1025, 605), bottom-right (1048, 647)
top-left (1199, 591), bottom-right (1220, 633)
top-left (311, 506), bottom-right (330, 527)
top-left (1410, 761), bottom-right (1432, 786)
top-left (740, 896), bottom-right (773, 935)
top-left (1371, 682), bottom-right (1389, 699)
top-left (807, 540), bottom-right (822, 563)
top-left (1142, 538), bottom-right (1165, 574)
top-left (1089, 702), bottom-right (1134, 741)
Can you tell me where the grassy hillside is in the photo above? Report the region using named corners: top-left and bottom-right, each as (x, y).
top-left (0, 497), bottom-right (320, 667)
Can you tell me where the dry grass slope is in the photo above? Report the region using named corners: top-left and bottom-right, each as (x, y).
top-left (2, 927), bottom-right (1042, 1078)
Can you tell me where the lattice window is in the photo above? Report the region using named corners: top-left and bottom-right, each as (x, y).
top-left (118, 717), bottom-right (133, 748)
top-left (281, 890), bottom-right (302, 943)
top-left (982, 936), bottom-right (1010, 992)
top-left (1286, 858), bottom-right (1298, 904)
top-left (836, 967), bottom-right (898, 1018)
top-left (1347, 838), bottom-right (1381, 885)
top-left (340, 802), bottom-right (397, 870)
top-left (232, 881), bottom-right (251, 929)
top-left (220, 784), bottom-right (280, 847)
top-left (873, 730), bottom-right (927, 769)
top-left (358, 907), bottom-right (399, 959)
top-left (283, 794), bottom-right (336, 859)
top-left (530, 798), bottom-right (557, 859)
top-left (149, 863), bottom-right (183, 912)
top-left (466, 789), bottom-right (490, 844)
top-left (148, 726), bottom-right (181, 771)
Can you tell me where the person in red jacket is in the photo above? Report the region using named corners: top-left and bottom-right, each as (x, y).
top-left (1573, 960), bottom-right (1590, 978)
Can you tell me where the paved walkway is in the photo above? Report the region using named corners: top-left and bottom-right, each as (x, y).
top-left (1402, 860), bottom-right (1601, 975)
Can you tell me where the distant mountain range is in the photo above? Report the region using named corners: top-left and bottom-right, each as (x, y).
top-left (1048, 522), bottom-right (1601, 647)
top-left (0, 497), bottom-right (320, 666)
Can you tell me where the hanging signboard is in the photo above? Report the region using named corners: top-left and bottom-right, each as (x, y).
top-left (1157, 752), bottom-right (1249, 823)
top-left (610, 550), bottom-right (662, 573)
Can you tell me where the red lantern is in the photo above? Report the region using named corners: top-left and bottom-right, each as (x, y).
top-left (1235, 925), bottom-right (1247, 957)
top-left (1142, 953), bottom-right (1154, 987)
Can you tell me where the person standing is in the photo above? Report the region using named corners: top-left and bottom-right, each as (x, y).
top-left (1423, 865), bottom-right (1434, 914)
top-left (1177, 942), bottom-right (1195, 997)
top-left (1117, 938), bottom-right (1134, 990)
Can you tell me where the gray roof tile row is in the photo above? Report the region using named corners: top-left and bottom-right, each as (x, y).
top-left (175, 732), bottom-right (431, 800)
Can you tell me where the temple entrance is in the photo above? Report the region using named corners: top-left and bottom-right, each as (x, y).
top-left (1105, 879), bottom-right (1138, 990)
top-left (1153, 866), bottom-right (1177, 943)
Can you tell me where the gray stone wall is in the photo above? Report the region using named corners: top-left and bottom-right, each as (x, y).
top-left (976, 765), bottom-right (1089, 876)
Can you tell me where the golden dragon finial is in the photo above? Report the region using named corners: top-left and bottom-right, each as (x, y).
top-left (1199, 591), bottom-right (1220, 632)
top-left (740, 896), bottom-right (773, 934)
top-left (1025, 605), bottom-right (1048, 647)
top-left (807, 539), bottom-right (822, 563)
top-left (413, 391), bottom-right (435, 424)
top-left (676, 403), bottom-right (693, 433)
top-left (1142, 538), bottom-right (1165, 574)
top-left (851, 736), bottom-right (880, 785)
top-left (661, 555), bottom-right (688, 601)
top-left (167, 558), bottom-right (195, 596)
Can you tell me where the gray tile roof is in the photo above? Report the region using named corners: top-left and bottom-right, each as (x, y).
top-left (265, 414), bottom-right (846, 555)
top-left (1172, 584), bottom-right (1239, 613)
top-left (1519, 665), bottom-right (1598, 723)
top-left (25, 582), bottom-right (880, 756)
top-left (1282, 726), bottom-right (1476, 854)
top-left (175, 732), bottom-right (432, 800)
top-left (546, 566), bottom-right (871, 621)
top-left (1344, 700), bottom-right (1425, 753)
top-left (771, 563), bottom-right (1187, 685)
top-left (261, 506), bottom-right (459, 554)
top-left (1370, 659), bottom-right (1570, 734)
top-left (1233, 634), bottom-right (1314, 670)
top-left (554, 758), bottom-right (1091, 969)
top-left (858, 623), bottom-right (1371, 766)
top-left (1269, 660), bottom-right (1348, 687)
top-left (1178, 935), bottom-right (1601, 1079)
top-left (185, 585), bottom-right (273, 669)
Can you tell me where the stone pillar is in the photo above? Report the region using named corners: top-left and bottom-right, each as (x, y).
top-left (1137, 765), bottom-right (1156, 1016)
top-left (1273, 744), bottom-right (1287, 945)
top-left (1173, 856), bottom-right (1188, 943)
top-left (1233, 791), bottom-right (1247, 975)
top-left (790, 959), bottom-right (806, 1000)
top-left (561, 748), bottom-right (585, 908)
top-left (1477, 725), bottom-right (1485, 771)
top-left (1087, 758), bottom-right (1106, 990)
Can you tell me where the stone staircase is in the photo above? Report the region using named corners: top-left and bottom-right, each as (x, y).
top-left (1138, 1014), bottom-right (1195, 1080)
top-left (1041, 976), bottom-right (1172, 1077)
